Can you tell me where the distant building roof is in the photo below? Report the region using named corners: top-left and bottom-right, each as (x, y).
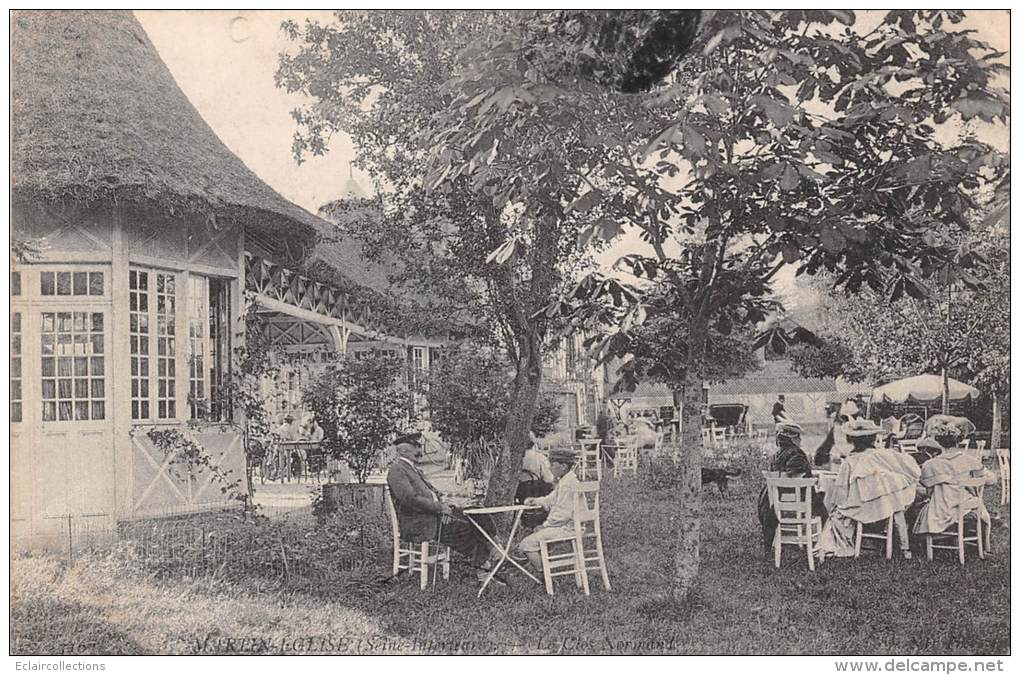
top-left (711, 360), bottom-right (835, 395)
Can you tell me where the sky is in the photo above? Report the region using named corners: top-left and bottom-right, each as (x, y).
top-left (136, 10), bottom-right (365, 212)
top-left (135, 10), bottom-right (1010, 311)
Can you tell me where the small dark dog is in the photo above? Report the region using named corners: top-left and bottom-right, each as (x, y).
top-left (701, 467), bottom-right (742, 495)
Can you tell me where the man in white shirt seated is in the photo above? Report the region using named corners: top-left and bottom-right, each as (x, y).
top-left (299, 414), bottom-right (325, 443)
top-left (517, 448), bottom-right (580, 570)
top-left (273, 414), bottom-right (297, 441)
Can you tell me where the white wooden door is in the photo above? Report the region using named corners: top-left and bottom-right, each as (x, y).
top-left (11, 268), bottom-right (116, 543)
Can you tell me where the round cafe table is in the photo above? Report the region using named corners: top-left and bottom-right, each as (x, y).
top-left (815, 471), bottom-right (838, 496)
top-left (814, 470), bottom-right (839, 512)
top-left (462, 504), bottom-right (542, 597)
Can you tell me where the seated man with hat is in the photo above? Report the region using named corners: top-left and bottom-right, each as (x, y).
top-left (816, 418), bottom-right (921, 560)
top-left (517, 448), bottom-right (582, 571)
top-left (386, 431), bottom-right (499, 583)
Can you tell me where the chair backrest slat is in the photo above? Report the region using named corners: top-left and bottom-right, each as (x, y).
top-left (386, 490), bottom-right (401, 545)
top-left (765, 476), bottom-right (815, 524)
top-left (574, 481), bottom-right (600, 525)
top-left (996, 450), bottom-right (1010, 478)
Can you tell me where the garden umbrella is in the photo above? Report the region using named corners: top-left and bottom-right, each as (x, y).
top-left (872, 374), bottom-right (980, 404)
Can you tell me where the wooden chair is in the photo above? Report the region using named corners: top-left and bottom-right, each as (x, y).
top-left (881, 416), bottom-right (900, 437)
top-left (386, 492), bottom-right (450, 590)
top-left (925, 476), bottom-right (987, 564)
top-left (996, 449), bottom-right (1010, 505)
top-left (576, 439), bottom-right (602, 481)
top-left (764, 476), bottom-right (822, 571)
top-left (711, 426), bottom-right (728, 450)
top-left (611, 440), bottom-right (639, 478)
top-left (653, 431), bottom-right (664, 455)
top-left (538, 481), bottom-right (611, 596)
top-left (452, 455), bottom-right (466, 485)
top-left (898, 439), bottom-right (918, 454)
top-left (854, 514), bottom-right (896, 559)
top-left (701, 428), bottom-right (712, 448)
top-left (976, 440), bottom-right (988, 459)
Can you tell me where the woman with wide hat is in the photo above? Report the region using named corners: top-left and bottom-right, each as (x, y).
top-left (816, 418), bottom-right (921, 560)
top-left (757, 423), bottom-right (828, 551)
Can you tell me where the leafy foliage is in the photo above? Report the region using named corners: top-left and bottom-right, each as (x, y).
top-left (789, 208), bottom-right (1010, 395)
top-left (426, 344), bottom-right (561, 451)
top-left (786, 337), bottom-right (859, 381)
top-left (302, 353), bottom-right (411, 483)
top-left (531, 393), bottom-right (562, 438)
top-left (281, 10), bottom-right (1009, 597)
top-left (278, 12), bottom-right (585, 508)
top-left (429, 9), bottom-right (1007, 599)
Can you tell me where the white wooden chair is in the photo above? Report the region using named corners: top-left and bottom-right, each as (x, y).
top-left (386, 492), bottom-right (450, 590)
top-left (976, 440), bottom-right (988, 459)
top-left (925, 476), bottom-right (987, 564)
top-left (996, 449), bottom-right (1010, 505)
top-left (899, 439), bottom-right (918, 454)
top-left (452, 455), bottom-right (466, 485)
top-left (538, 481), bottom-right (610, 595)
top-left (576, 438), bottom-right (602, 481)
top-left (765, 476), bottom-right (822, 571)
top-left (611, 439), bottom-right (639, 478)
top-left (881, 416), bottom-right (901, 437)
top-left (854, 513), bottom-right (896, 559)
top-left (653, 431), bottom-right (665, 456)
top-left (701, 428), bottom-right (712, 448)
top-left (711, 426), bottom-right (728, 450)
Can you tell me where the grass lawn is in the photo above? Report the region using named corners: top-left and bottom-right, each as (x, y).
top-left (10, 459), bottom-right (1010, 655)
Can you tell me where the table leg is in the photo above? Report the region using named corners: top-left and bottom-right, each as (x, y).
top-left (468, 512), bottom-right (540, 597)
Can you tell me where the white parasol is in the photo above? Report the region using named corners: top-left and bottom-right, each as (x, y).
top-left (872, 374), bottom-right (980, 404)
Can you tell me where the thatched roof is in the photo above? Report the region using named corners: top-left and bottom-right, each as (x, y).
top-left (11, 10), bottom-right (318, 248)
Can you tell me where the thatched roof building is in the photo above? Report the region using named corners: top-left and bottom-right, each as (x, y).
top-left (10, 10), bottom-right (327, 254)
top-left (10, 9), bottom-right (459, 338)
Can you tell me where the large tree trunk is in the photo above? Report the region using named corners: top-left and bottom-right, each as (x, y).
top-left (484, 214), bottom-right (560, 518)
top-left (990, 391), bottom-right (1002, 451)
top-left (671, 320), bottom-right (707, 601)
top-left (485, 325), bottom-right (544, 515)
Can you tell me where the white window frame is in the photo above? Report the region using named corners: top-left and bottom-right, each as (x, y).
top-left (12, 265), bottom-right (112, 427)
top-left (129, 267), bottom-right (181, 423)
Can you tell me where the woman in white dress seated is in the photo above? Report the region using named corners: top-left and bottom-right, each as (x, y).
top-left (816, 418), bottom-right (921, 560)
top-left (912, 425), bottom-right (996, 539)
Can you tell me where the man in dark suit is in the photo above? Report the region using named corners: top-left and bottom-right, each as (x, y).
top-left (386, 432), bottom-right (497, 582)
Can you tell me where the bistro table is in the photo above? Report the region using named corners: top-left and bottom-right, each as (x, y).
top-left (814, 470), bottom-right (840, 513)
top-left (462, 504), bottom-right (543, 597)
top-left (815, 470), bottom-right (838, 496)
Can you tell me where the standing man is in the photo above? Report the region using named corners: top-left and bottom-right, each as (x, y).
top-left (772, 395), bottom-right (791, 424)
top-left (386, 432), bottom-right (498, 583)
